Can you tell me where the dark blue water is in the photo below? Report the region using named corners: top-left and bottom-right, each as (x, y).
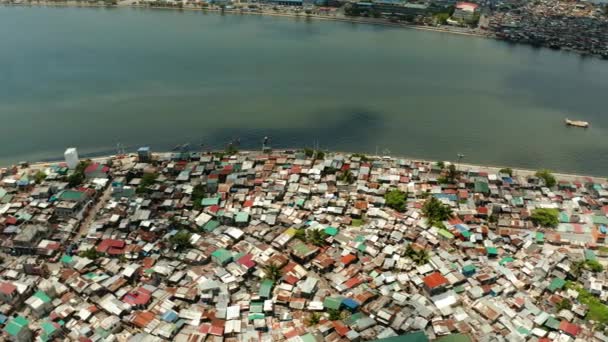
top-left (1, 6), bottom-right (607, 174)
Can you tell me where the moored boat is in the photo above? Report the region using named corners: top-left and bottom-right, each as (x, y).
top-left (565, 118), bottom-right (589, 128)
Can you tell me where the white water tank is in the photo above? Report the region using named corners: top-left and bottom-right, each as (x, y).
top-left (64, 147), bottom-right (79, 169)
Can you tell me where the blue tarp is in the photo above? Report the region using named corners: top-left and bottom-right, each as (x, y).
top-left (162, 310), bottom-right (178, 322)
top-left (342, 298), bottom-right (360, 310)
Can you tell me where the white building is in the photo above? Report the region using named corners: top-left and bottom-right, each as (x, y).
top-left (64, 147), bottom-right (79, 169)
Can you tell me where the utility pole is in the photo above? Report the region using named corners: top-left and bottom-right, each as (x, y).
top-left (456, 153), bottom-right (465, 172)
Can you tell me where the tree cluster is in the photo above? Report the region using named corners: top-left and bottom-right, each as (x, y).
top-left (422, 196), bottom-right (452, 227)
top-left (530, 208), bottom-right (559, 228)
top-left (384, 189), bottom-right (407, 212)
top-left (536, 169), bottom-right (556, 187)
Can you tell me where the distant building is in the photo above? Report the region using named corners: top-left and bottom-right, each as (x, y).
top-left (138, 147), bottom-right (151, 162)
top-left (452, 2), bottom-right (479, 21)
top-left (64, 147), bottom-right (79, 170)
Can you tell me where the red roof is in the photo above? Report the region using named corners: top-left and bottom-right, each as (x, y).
top-left (332, 321), bottom-right (350, 335)
top-left (122, 287), bottom-right (152, 306)
top-left (97, 239), bottom-right (126, 254)
top-left (423, 272), bottom-right (449, 289)
top-left (341, 254), bottom-right (357, 265)
top-left (236, 254), bottom-right (256, 269)
top-left (559, 321), bottom-right (581, 337)
top-left (0, 282), bottom-right (17, 295)
top-left (456, 1), bottom-right (479, 10)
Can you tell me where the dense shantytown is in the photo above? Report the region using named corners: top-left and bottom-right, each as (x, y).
top-left (0, 147), bottom-right (608, 342)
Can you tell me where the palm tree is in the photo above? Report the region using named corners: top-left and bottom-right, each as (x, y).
top-left (307, 230), bottom-right (328, 247)
top-left (262, 263), bottom-right (282, 282)
top-left (412, 249), bottom-right (430, 265)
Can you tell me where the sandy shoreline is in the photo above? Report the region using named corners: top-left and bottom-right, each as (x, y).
top-left (17, 149), bottom-right (607, 184)
top-left (1, 1), bottom-right (491, 39)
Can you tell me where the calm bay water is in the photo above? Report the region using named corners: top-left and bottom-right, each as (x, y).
top-left (1, 6), bottom-right (607, 174)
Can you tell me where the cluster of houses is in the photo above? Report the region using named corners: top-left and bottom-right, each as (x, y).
top-left (0, 148), bottom-right (608, 341)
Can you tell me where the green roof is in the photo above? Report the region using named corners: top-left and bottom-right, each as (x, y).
top-left (474, 181), bottom-right (490, 194)
top-left (250, 301), bottom-right (263, 313)
top-left (585, 249), bottom-right (597, 261)
top-left (486, 247), bottom-right (498, 256)
top-left (34, 290), bottom-right (52, 303)
top-left (292, 241), bottom-right (315, 257)
top-left (372, 331), bottom-right (429, 342)
top-left (259, 279), bottom-right (274, 298)
top-left (235, 212), bottom-right (249, 223)
top-left (203, 220), bottom-right (220, 232)
top-left (248, 313), bottom-right (265, 321)
top-left (41, 321), bottom-right (57, 335)
top-left (544, 316), bottom-right (560, 329)
top-left (548, 278), bottom-right (566, 292)
top-left (4, 316), bottom-right (29, 336)
top-left (435, 334), bottom-right (473, 342)
top-left (499, 257), bottom-right (514, 265)
top-left (593, 216), bottom-right (608, 225)
top-left (462, 264), bottom-right (476, 273)
top-left (211, 249), bottom-right (233, 265)
top-left (438, 229), bottom-right (455, 239)
top-left (61, 255), bottom-right (73, 264)
top-left (536, 232), bottom-right (545, 243)
top-left (58, 190), bottom-right (86, 201)
top-left (301, 333), bottom-right (316, 342)
top-left (324, 296), bottom-right (342, 310)
top-left (324, 226), bottom-right (339, 236)
top-left (201, 197), bottom-right (220, 206)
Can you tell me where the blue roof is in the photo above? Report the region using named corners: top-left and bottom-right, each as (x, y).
top-left (342, 298), bottom-right (359, 310)
top-left (455, 224), bottom-right (470, 232)
top-left (162, 310), bottom-right (178, 322)
top-left (434, 194), bottom-right (457, 201)
top-left (601, 225), bottom-right (607, 234)
top-left (138, 146), bottom-right (150, 152)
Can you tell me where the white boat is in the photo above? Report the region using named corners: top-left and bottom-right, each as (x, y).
top-left (565, 118), bottom-right (589, 128)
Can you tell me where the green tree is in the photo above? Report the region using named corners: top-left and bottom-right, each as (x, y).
top-left (422, 196), bottom-right (452, 227)
top-left (338, 169), bottom-right (356, 184)
top-left (536, 169), bottom-right (556, 187)
top-left (499, 168), bottom-right (513, 177)
top-left (586, 260), bottom-right (604, 273)
top-left (385, 189), bottom-right (407, 212)
top-left (436, 161), bottom-right (445, 169)
top-left (530, 208), bottom-right (559, 228)
top-left (226, 144), bottom-right (238, 155)
top-left (307, 229), bottom-right (329, 247)
top-left (169, 230), bottom-right (192, 251)
top-left (34, 170), bottom-right (47, 184)
top-left (67, 160), bottom-right (91, 187)
top-left (570, 260), bottom-right (585, 278)
top-left (412, 249), bottom-right (430, 265)
top-left (327, 309), bottom-right (343, 321)
top-left (293, 229), bottom-right (307, 242)
top-left (556, 298), bottom-right (572, 311)
top-left (262, 263), bottom-right (282, 282)
top-left (137, 172), bottom-right (158, 194)
top-left (79, 248), bottom-right (102, 260)
top-left (307, 312), bottom-right (321, 326)
top-left (405, 244), bottom-right (430, 265)
top-left (191, 184), bottom-right (206, 209)
top-left (446, 164), bottom-right (457, 183)
top-left (304, 148), bottom-right (314, 158)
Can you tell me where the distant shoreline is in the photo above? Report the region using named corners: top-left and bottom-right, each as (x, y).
top-left (1, 1), bottom-right (491, 39)
top-left (16, 149), bottom-right (608, 183)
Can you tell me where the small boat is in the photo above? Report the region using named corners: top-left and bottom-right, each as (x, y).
top-left (565, 118), bottom-right (589, 128)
